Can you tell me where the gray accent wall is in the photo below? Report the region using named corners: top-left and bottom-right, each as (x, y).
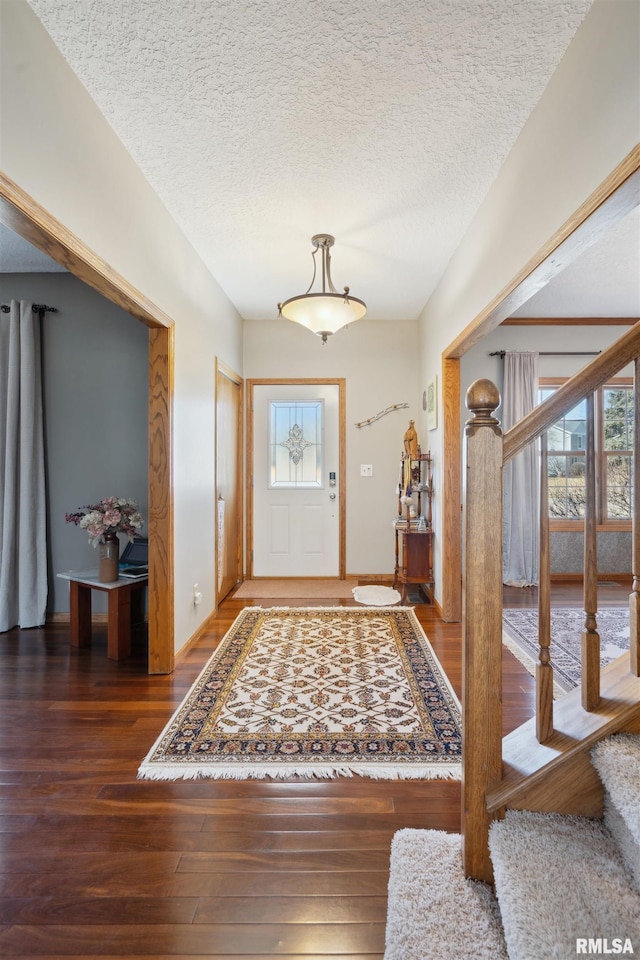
top-left (1, 273), bottom-right (148, 614)
top-left (550, 531), bottom-right (632, 576)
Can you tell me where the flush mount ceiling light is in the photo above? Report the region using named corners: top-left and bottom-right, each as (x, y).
top-left (277, 234), bottom-right (366, 344)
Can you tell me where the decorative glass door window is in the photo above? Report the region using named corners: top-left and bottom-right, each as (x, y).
top-left (269, 400), bottom-right (323, 487)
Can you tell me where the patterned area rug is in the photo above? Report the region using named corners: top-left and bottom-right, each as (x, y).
top-left (138, 606), bottom-right (462, 780)
top-left (502, 606), bottom-right (630, 695)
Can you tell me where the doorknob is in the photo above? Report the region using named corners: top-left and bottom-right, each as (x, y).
top-left (329, 492), bottom-right (336, 501)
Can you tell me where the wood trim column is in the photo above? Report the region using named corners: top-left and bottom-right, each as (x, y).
top-left (441, 357), bottom-right (462, 621)
top-left (148, 326), bottom-right (174, 674)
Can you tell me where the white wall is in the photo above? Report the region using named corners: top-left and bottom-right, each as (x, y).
top-left (3, 0), bottom-right (638, 626)
top-left (1, 0), bottom-right (244, 651)
top-left (417, 0), bottom-right (640, 602)
top-left (243, 317), bottom-right (421, 576)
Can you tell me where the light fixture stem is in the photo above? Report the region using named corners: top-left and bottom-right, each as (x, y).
top-left (304, 246), bottom-right (319, 296)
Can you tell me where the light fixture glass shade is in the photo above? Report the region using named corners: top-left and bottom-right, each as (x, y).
top-left (278, 234), bottom-right (366, 343)
top-left (279, 292), bottom-right (366, 337)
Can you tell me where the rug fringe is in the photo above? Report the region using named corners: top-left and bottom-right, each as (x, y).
top-left (258, 605), bottom-right (416, 612)
top-left (137, 761), bottom-right (462, 782)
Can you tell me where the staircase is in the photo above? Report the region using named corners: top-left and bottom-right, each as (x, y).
top-left (384, 733), bottom-right (640, 959)
top-left (462, 326), bottom-right (640, 885)
top-left (489, 733), bottom-right (640, 959)
top-left (385, 322), bottom-right (640, 959)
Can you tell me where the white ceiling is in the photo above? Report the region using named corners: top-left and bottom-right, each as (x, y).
top-left (6, 0), bottom-right (637, 321)
top-left (512, 206), bottom-right (640, 318)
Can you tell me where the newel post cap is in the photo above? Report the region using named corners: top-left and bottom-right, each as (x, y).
top-left (465, 379), bottom-right (501, 430)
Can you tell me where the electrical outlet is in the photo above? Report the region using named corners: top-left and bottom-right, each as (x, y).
top-left (360, 464), bottom-right (373, 477)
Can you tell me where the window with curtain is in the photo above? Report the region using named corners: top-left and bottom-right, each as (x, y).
top-left (540, 378), bottom-right (633, 528)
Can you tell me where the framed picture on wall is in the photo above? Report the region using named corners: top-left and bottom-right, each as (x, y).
top-left (426, 376), bottom-right (437, 430)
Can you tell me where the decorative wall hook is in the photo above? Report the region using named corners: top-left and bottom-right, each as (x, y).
top-left (355, 402), bottom-right (409, 428)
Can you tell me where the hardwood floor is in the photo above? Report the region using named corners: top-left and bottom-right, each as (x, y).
top-left (1, 583), bottom-right (622, 958)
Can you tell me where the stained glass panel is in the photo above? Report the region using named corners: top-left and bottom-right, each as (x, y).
top-left (269, 400), bottom-right (323, 487)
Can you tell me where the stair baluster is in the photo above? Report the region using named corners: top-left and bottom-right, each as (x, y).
top-left (582, 392), bottom-right (601, 711)
top-left (537, 431), bottom-right (553, 742)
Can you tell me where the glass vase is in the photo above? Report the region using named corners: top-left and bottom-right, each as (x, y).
top-left (99, 533), bottom-right (120, 583)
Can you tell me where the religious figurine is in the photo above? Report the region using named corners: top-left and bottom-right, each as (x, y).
top-left (403, 420), bottom-right (419, 460)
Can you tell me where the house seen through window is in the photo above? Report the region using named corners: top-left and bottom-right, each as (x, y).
top-left (540, 381), bottom-right (633, 526)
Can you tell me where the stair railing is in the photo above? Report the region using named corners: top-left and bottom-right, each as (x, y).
top-left (462, 322), bottom-right (640, 883)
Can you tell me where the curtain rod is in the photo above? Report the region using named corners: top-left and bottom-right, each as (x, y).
top-left (1, 303), bottom-right (58, 314)
top-left (489, 350), bottom-right (600, 358)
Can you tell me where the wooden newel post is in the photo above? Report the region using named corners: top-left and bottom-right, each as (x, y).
top-left (462, 379), bottom-right (503, 883)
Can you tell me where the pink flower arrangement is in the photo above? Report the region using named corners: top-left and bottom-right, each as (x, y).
top-left (65, 497), bottom-right (144, 547)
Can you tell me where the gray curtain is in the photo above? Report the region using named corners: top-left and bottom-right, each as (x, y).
top-left (0, 300), bottom-right (48, 631)
top-left (502, 350), bottom-right (539, 587)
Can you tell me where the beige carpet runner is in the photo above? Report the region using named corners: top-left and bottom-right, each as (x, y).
top-left (234, 579), bottom-right (359, 598)
top-left (138, 606), bottom-right (461, 780)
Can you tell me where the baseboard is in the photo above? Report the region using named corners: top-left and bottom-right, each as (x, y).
top-left (175, 609), bottom-right (219, 662)
top-left (48, 612), bottom-right (110, 623)
top-left (549, 573), bottom-right (632, 583)
top-left (47, 612), bottom-right (149, 624)
top-left (348, 574), bottom-right (395, 584)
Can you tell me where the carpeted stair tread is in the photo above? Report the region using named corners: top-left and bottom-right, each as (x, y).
top-left (384, 829), bottom-right (508, 960)
top-left (591, 733), bottom-right (640, 891)
top-left (489, 810), bottom-right (640, 960)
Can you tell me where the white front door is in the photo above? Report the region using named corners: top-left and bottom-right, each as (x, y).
top-left (252, 383), bottom-right (340, 577)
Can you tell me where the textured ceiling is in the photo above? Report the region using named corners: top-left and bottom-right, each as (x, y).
top-left (18, 0), bottom-right (606, 320)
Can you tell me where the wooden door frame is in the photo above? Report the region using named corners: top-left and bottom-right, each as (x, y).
top-left (246, 378), bottom-right (347, 580)
top-left (439, 146), bottom-right (640, 622)
top-left (215, 358), bottom-right (244, 605)
top-left (0, 172), bottom-right (175, 674)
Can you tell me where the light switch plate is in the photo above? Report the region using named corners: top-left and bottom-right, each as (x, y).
top-left (360, 464), bottom-right (373, 477)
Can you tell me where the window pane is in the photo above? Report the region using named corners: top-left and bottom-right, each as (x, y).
top-left (606, 454), bottom-right (632, 519)
top-left (269, 400), bottom-right (323, 488)
top-left (603, 388), bottom-right (633, 451)
top-left (547, 454), bottom-right (586, 518)
top-left (541, 384), bottom-right (634, 523)
top-left (546, 399), bottom-right (587, 452)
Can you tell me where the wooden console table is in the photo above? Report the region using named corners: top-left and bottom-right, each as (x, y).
top-left (393, 523), bottom-right (434, 602)
top-left (57, 572), bottom-right (148, 660)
